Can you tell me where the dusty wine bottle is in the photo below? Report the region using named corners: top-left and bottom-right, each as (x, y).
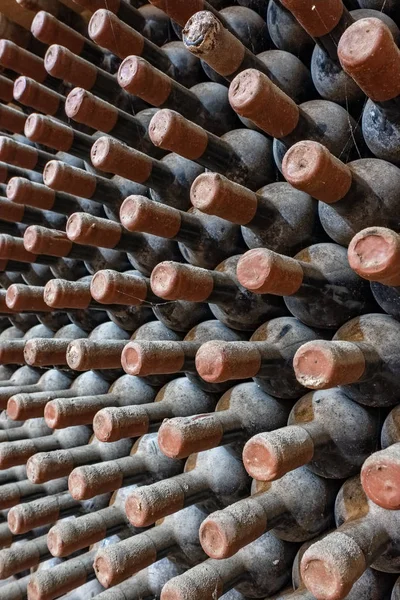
top-left (160, 533), bottom-right (296, 600)
top-left (149, 109), bottom-right (274, 190)
top-left (300, 476), bottom-right (400, 600)
top-left (94, 503), bottom-right (209, 587)
top-left (150, 257), bottom-right (287, 331)
top-left (293, 313), bottom-right (400, 407)
top-left (282, 140), bottom-right (400, 247)
top-left (236, 243), bottom-right (374, 329)
top-left (338, 17), bottom-right (400, 165)
top-left (199, 467), bottom-right (338, 560)
top-left (190, 172), bottom-right (320, 255)
top-left (119, 196), bottom-right (245, 269)
top-left (242, 387), bottom-right (380, 481)
top-left (158, 381), bottom-right (290, 460)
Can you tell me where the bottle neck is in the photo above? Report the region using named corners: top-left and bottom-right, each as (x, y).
top-left (375, 95), bottom-right (400, 123)
top-left (171, 212), bottom-right (205, 246)
top-left (339, 516), bottom-right (391, 567)
top-left (207, 272), bottom-right (240, 304)
top-left (281, 110), bottom-right (325, 146)
top-left (316, 7), bottom-right (354, 61)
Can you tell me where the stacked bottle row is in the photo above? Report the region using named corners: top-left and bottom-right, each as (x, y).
top-left (0, 0), bottom-right (400, 598)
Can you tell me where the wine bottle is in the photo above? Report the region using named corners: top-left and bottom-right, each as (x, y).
top-left (0, 477), bottom-right (68, 512)
top-left (150, 257), bottom-right (287, 331)
top-left (7, 370), bottom-right (110, 421)
top-left (228, 68), bottom-right (365, 171)
top-left (195, 317), bottom-right (324, 398)
top-left (160, 533), bottom-right (296, 600)
top-left (0, 198), bottom-right (66, 230)
top-left (158, 381), bottom-right (290, 460)
top-left (120, 318), bottom-right (245, 393)
top-left (182, 10), bottom-right (314, 105)
top-left (236, 244), bottom-right (375, 329)
top-left (43, 276), bottom-right (154, 333)
top-left (46, 437), bottom-right (182, 557)
top-left (294, 313), bottom-right (400, 407)
top-left (71, 0), bottom-right (171, 46)
top-left (93, 376), bottom-right (218, 442)
top-left (149, 109), bottom-right (274, 190)
top-left (361, 442), bottom-right (400, 510)
top-left (24, 113), bottom-right (96, 162)
top-left (65, 320), bottom-right (180, 385)
top-left (90, 269), bottom-right (212, 330)
top-left (42, 159), bottom-right (148, 216)
top-left (282, 140), bottom-right (400, 247)
top-left (94, 503), bottom-right (209, 587)
top-left (123, 446), bottom-right (250, 529)
top-left (23, 225), bottom-right (131, 273)
top-left (0, 40), bottom-right (59, 91)
top-left (0, 136), bottom-right (56, 174)
top-left (118, 196), bottom-right (244, 269)
top-left (65, 212), bottom-right (184, 275)
top-left (117, 56), bottom-right (239, 136)
top-left (242, 387), bottom-right (380, 481)
top-left (272, 535), bottom-right (397, 600)
top-left (91, 137), bottom-right (204, 211)
top-left (338, 17), bottom-right (400, 165)
top-left (200, 468), bottom-right (338, 560)
top-left (300, 476), bottom-right (400, 600)
top-left (0, 104), bottom-right (27, 136)
top-left (347, 227), bottom-right (400, 320)
top-left (190, 172), bottom-right (320, 255)
top-left (31, 10), bottom-right (112, 71)
top-left (88, 9), bottom-right (204, 88)
top-left (43, 373), bottom-right (156, 429)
